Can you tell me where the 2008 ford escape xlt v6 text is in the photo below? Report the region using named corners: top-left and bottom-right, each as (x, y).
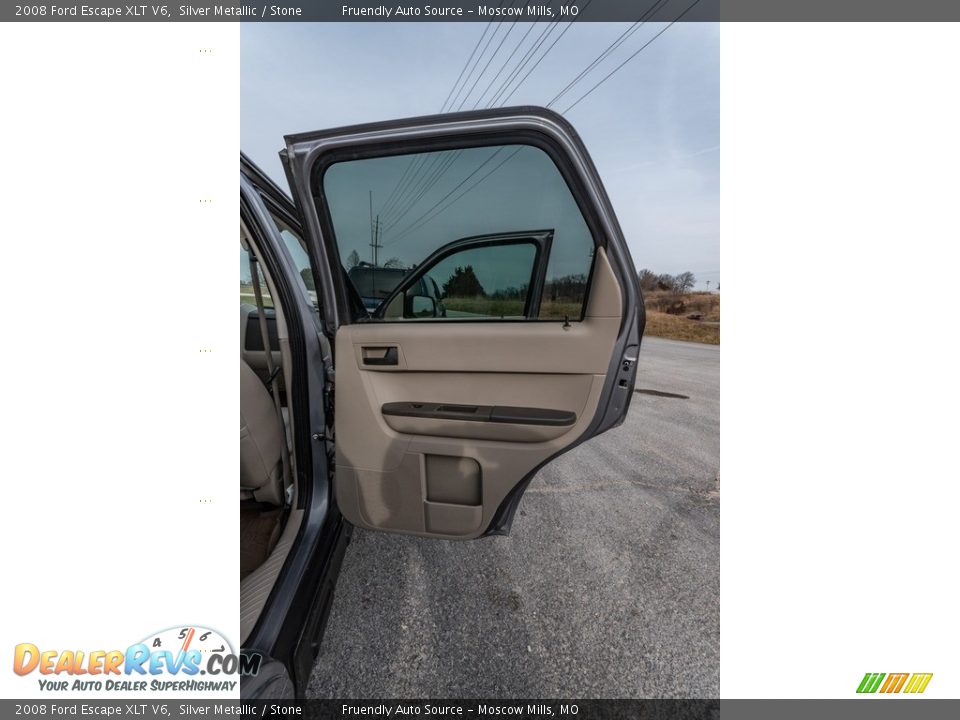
top-left (238, 107), bottom-right (644, 698)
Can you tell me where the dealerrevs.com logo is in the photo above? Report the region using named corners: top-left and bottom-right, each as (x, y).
top-left (857, 672), bottom-right (933, 694)
top-left (13, 626), bottom-right (261, 693)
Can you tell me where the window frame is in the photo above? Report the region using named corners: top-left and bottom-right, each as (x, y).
top-left (308, 132), bottom-right (603, 325)
top-left (374, 230), bottom-right (553, 322)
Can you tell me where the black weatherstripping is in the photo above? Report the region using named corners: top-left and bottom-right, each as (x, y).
top-left (382, 402), bottom-right (576, 427)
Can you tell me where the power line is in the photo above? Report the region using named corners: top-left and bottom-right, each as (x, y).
top-left (439, 20), bottom-right (494, 113)
top-left (498, 0), bottom-right (596, 106)
top-left (378, 152), bottom-right (432, 224)
top-left (382, 150), bottom-right (462, 232)
top-left (381, 3), bottom-right (516, 226)
top-left (446, 4), bottom-right (513, 113)
top-left (376, 15), bottom-right (498, 226)
top-left (455, 12), bottom-right (520, 111)
top-left (545, 0), bottom-right (668, 108)
top-left (471, 7), bottom-right (547, 109)
top-left (381, 145), bottom-right (463, 230)
top-left (382, 0), bottom-right (695, 248)
top-left (387, 19), bottom-right (557, 228)
top-left (562, 0), bottom-right (702, 114)
top-left (384, 3), bottom-right (526, 230)
top-left (387, 147), bottom-right (522, 246)
top-left (489, 19), bottom-right (563, 106)
top-left (386, 7), bottom-right (586, 234)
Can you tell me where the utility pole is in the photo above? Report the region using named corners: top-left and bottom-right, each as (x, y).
top-left (369, 190), bottom-right (374, 264)
top-left (368, 190), bottom-right (383, 267)
top-left (371, 214), bottom-right (382, 267)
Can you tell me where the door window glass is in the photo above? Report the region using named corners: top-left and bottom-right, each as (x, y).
top-left (383, 241), bottom-right (538, 320)
top-left (270, 212), bottom-right (318, 310)
top-left (322, 143), bottom-right (594, 321)
top-left (240, 243), bottom-right (273, 309)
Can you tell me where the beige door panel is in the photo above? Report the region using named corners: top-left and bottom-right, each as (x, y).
top-left (350, 319), bottom-right (620, 375)
top-left (333, 247), bottom-right (622, 539)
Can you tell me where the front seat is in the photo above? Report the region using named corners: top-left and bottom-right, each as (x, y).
top-left (240, 359), bottom-right (285, 506)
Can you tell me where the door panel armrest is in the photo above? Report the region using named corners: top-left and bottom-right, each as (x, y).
top-left (381, 401), bottom-right (575, 427)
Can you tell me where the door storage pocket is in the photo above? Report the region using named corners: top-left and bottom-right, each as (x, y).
top-left (424, 501), bottom-right (482, 535)
top-left (425, 455), bottom-right (481, 505)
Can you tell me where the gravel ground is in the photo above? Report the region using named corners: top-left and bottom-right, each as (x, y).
top-left (307, 336), bottom-right (720, 698)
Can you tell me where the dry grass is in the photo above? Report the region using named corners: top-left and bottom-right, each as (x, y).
top-left (645, 291), bottom-right (720, 320)
top-left (643, 291), bottom-right (720, 344)
top-left (644, 312), bottom-right (720, 344)
top-left (442, 297), bottom-right (583, 319)
top-left (538, 299), bottom-right (584, 320)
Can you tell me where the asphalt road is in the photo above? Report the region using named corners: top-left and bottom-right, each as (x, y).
top-left (307, 336), bottom-right (720, 698)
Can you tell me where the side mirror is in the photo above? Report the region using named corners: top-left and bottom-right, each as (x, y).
top-left (408, 295), bottom-right (437, 318)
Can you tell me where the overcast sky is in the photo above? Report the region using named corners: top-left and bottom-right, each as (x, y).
top-left (241, 22), bottom-right (719, 289)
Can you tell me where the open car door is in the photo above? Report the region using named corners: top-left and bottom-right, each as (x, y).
top-left (282, 107), bottom-right (643, 539)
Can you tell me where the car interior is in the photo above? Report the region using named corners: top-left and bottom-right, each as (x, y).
top-left (239, 221), bottom-right (303, 644)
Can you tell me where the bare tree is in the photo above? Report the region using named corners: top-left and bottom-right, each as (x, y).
top-left (657, 273), bottom-right (676, 292)
top-left (345, 249), bottom-right (360, 269)
top-left (675, 271), bottom-right (696, 294)
top-left (638, 268), bottom-right (658, 292)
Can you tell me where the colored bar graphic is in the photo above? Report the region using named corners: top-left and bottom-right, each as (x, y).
top-left (856, 672), bottom-right (885, 693)
top-left (904, 673), bottom-right (933, 694)
top-left (892, 673), bottom-right (910, 693)
top-left (880, 673), bottom-right (909, 693)
top-left (858, 672), bottom-right (933, 694)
